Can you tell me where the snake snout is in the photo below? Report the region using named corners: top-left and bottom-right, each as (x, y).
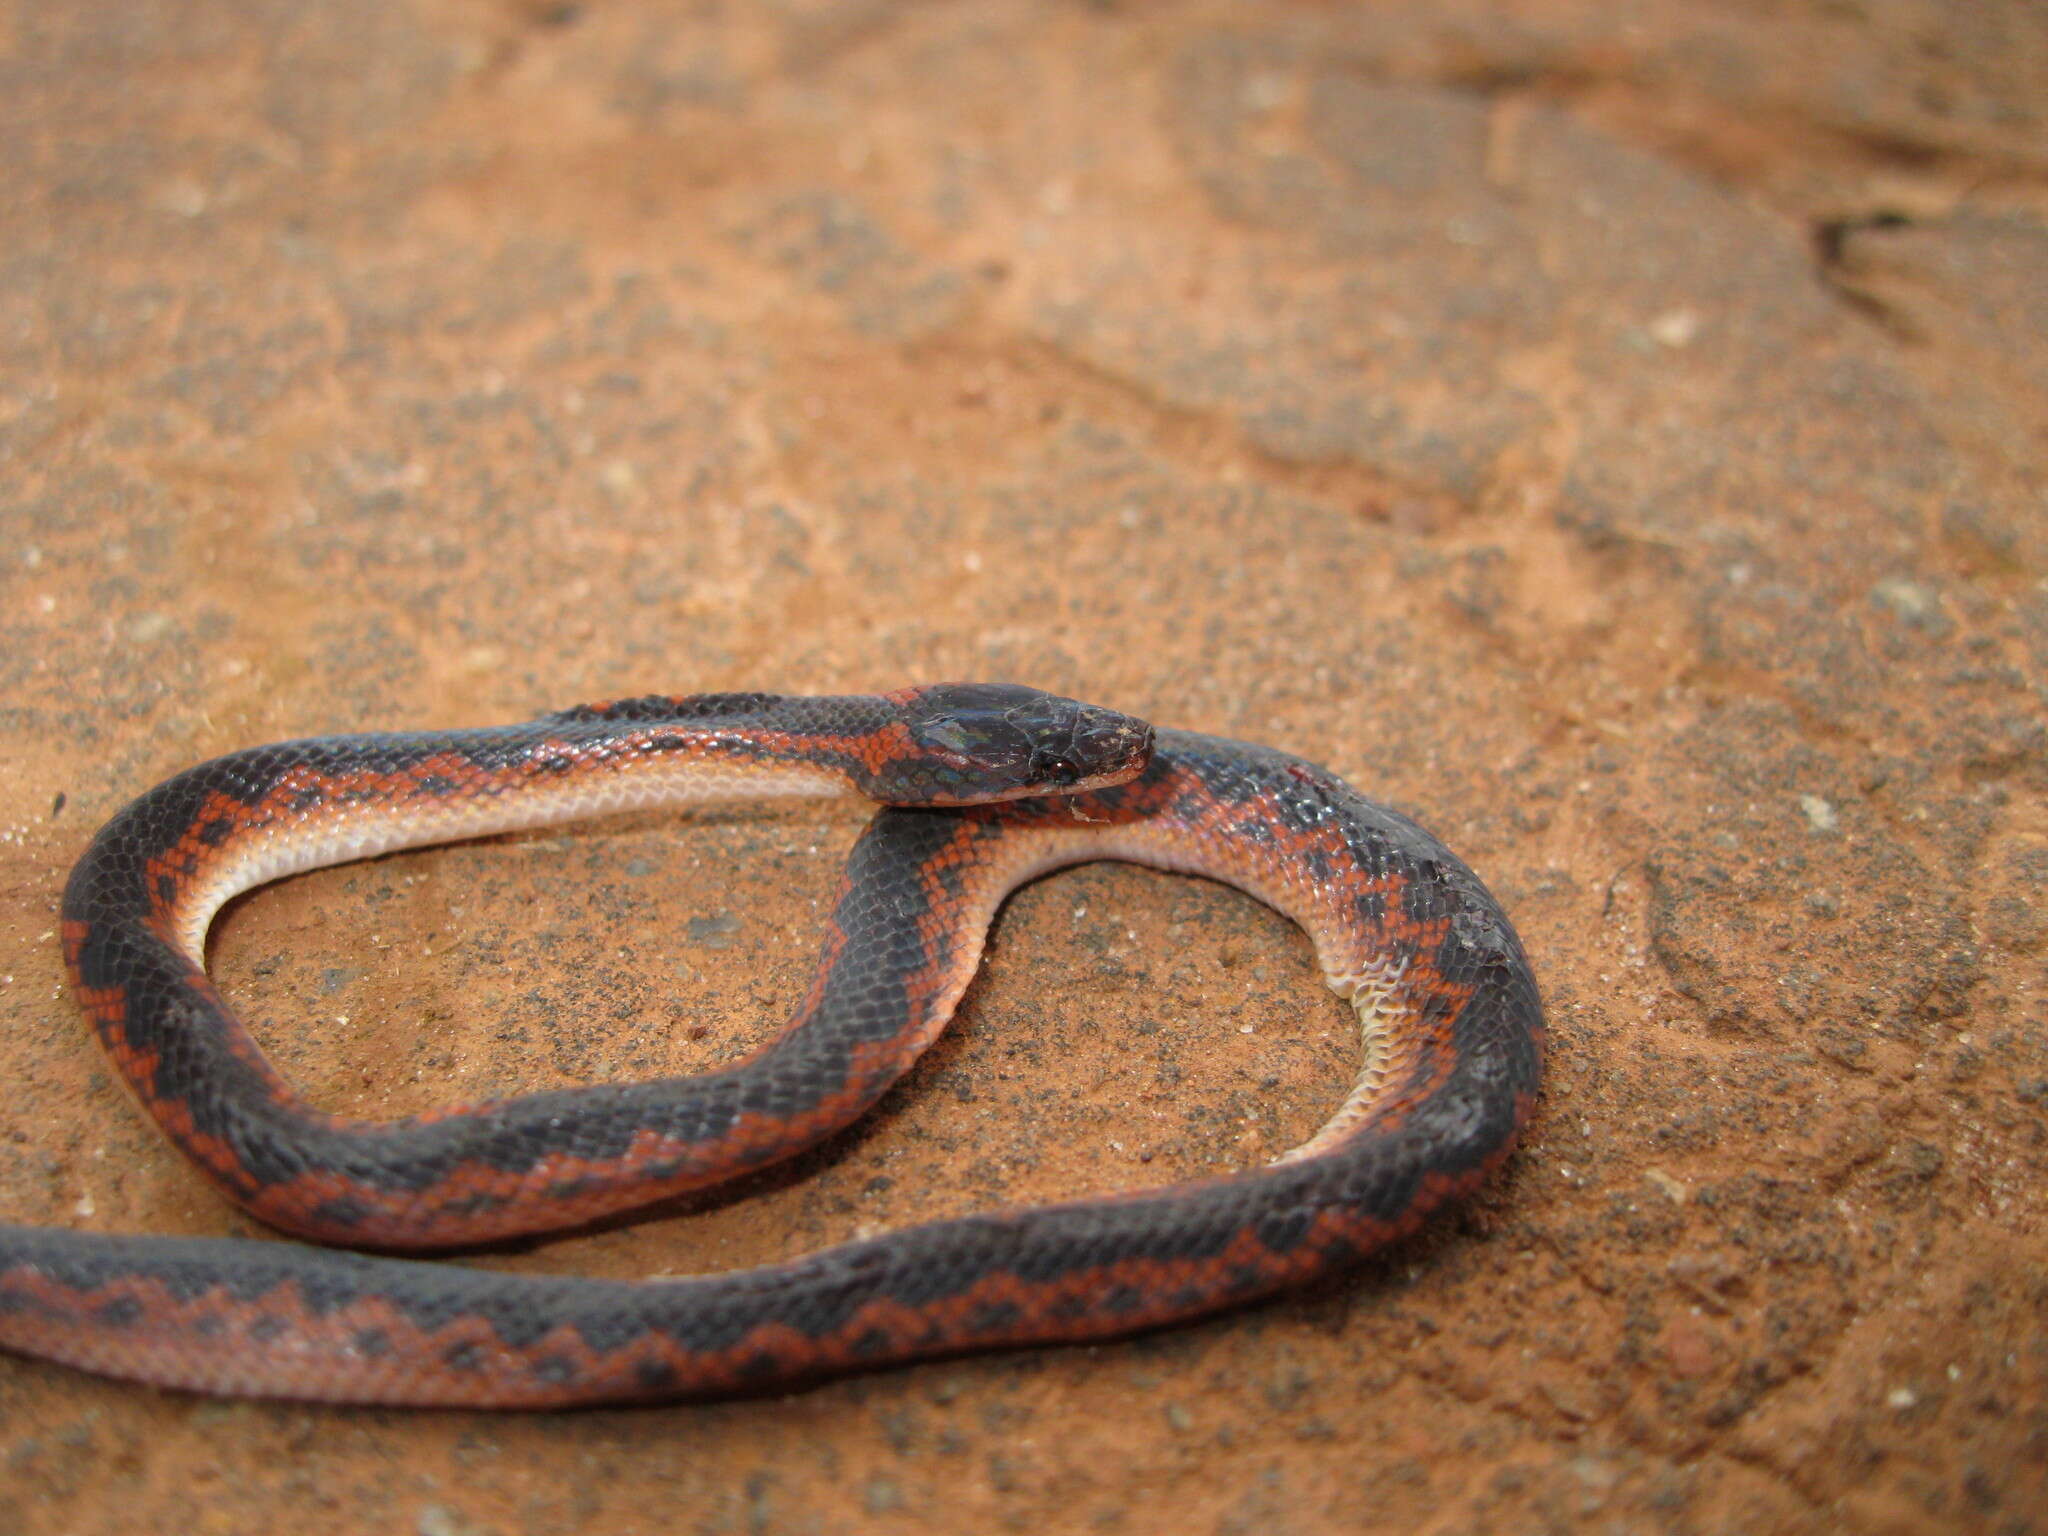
top-left (1058, 704), bottom-right (1154, 791)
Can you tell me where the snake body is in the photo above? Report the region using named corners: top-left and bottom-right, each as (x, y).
top-left (0, 685), bottom-right (1542, 1407)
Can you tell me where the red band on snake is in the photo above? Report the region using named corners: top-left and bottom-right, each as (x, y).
top-left (0, 684), bottom-right (1542, 1407)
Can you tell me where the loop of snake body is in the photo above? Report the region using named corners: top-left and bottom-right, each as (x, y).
top-left (0, 683), bottom-right (1543, 1407)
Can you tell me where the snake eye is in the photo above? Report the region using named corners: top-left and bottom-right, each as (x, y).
top-left (1033, 752), bottom-right (1082, 786)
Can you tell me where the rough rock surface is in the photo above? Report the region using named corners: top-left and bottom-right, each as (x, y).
top-left (1, 3), bottom-right (2042, 1533)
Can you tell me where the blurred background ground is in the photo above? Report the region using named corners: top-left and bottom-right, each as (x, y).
top-left (1, 2), bottom-right (2043, 1532)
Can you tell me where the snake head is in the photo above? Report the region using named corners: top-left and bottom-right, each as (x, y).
top-left (882, 683), bottom-right (1154, 805)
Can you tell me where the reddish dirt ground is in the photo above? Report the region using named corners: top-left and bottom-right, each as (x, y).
top-left (2, 4), bottom-right (2043, 1532)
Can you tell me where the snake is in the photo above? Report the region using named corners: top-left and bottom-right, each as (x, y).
top-left (0, 683), bottom-right (1543, 1407)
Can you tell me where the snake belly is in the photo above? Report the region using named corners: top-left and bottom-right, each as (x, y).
top-left (0, 697), bottom-right (1542, 1407)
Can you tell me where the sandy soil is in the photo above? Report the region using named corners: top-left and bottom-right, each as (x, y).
top-left (1, 3), bottom-right (2043, 1532)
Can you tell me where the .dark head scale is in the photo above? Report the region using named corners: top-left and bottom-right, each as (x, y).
top-left (891, 683), bottom-right (1154, 804)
